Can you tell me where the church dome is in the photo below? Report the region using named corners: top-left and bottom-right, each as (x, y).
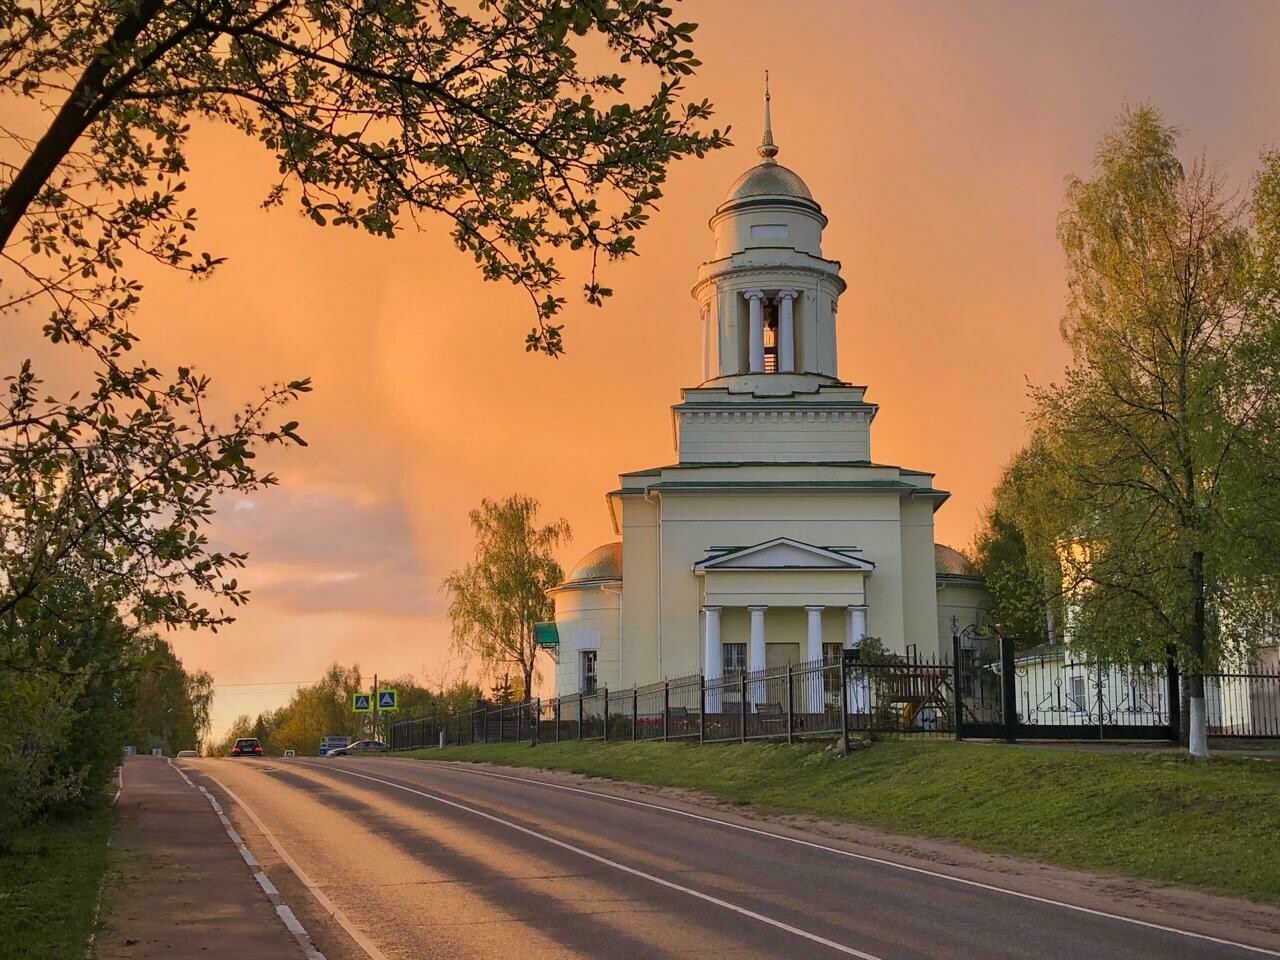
top-left (562, 541), bottom-right (622, 585)
top-left (723, 161), bottom-right (813, 203)
top-left (935, 543), bottom-right (980, 578)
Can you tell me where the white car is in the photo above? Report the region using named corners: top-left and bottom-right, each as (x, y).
top-left (283, 749), bottom-right (296, 758)
top-left (176, 749), bottom-right (198, 758)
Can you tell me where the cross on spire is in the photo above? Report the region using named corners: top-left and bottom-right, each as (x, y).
top-left (758, 70), bottom-right (778, 162)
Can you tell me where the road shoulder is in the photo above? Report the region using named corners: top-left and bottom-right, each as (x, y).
top-left (93, 756), bottom-right (305, 959)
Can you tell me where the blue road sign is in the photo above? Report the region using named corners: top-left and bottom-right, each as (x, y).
top-left (353, 693), bottom-right (371, 712)
top-left (377, 690), bottom-right (398, 711)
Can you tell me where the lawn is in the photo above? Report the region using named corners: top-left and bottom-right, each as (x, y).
top-left (398, 739), bottom-right (1280, 903)
top-left (0, 803), bottom-right (115, 959)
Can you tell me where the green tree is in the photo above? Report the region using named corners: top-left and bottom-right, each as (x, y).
top-left (972, 442), bottom-right (1065, 648)
top-left (1031, 105), bottom-right (1280, 756)
top-left (443, 494), bottom-right (569, 702)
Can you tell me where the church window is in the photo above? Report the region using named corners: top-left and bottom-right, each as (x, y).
top-left (580, 650), bottom-right (598, 694)
top-left (1067, 675), bottom-right (1087, 713)
top-left (723, 643), bottom-right (747, 680)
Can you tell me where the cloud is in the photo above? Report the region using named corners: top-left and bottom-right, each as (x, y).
top-left (210, 488), bottom-right (437, 617)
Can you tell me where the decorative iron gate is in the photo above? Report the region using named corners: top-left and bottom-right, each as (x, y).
top-left (954, 627), bottom-right (1179, 741)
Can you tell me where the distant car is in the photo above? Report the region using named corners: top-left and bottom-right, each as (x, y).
top-left (283, 749), bottom-right (296, 758)
top-left (176, 749), bottom-right (198, 758)
top-left (328, 739), bottom-right (388, 757)
top-left (230, 737), bottom-right (263, 757)
top-left (318, 735), bottom-right (350, 757)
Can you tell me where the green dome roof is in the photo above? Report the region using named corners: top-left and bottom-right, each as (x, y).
top-left (723, 160), bottom-right (814, 203)
top-left (935, 543), bottom-right (980, 578)
top-left (562, 542), bottom-right (622, 585)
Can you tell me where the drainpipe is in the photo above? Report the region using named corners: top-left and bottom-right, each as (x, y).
top-left (644, 489), bottom-right (663, 678)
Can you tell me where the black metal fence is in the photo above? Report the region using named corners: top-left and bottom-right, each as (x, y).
top-left (388, 645), bottom-right (1280, 751)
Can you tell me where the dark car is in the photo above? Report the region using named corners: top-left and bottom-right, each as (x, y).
top-left (328, 739), bottom-right (388, 756)
top-left (230, 737), bottom-right (263, 757)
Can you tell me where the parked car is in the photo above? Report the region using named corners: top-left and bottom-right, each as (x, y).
top-left (230, 737), bottom-right (263, 757)
top-left (318, 735), bottom-right (350, 757)
top-left (176, 749), bottom-right (198, 758)
top-left (283, 749), bottom-right (296, 758)
top-left (327, 739), bottom-right (388, 756)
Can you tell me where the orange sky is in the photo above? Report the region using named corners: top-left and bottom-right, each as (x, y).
top-left (8, 1), bottom-right (1280, 736)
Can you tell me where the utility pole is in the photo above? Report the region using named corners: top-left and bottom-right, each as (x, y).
top-left (372, 672), bottom-right (379, 741)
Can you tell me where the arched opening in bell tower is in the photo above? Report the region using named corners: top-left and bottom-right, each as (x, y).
top-left (763, 301), bottom-right (779, 373)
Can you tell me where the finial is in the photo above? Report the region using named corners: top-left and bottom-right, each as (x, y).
top-left (758, 70), bottom-right (778, 162)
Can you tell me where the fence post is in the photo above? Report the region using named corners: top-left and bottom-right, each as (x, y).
top-left (577, 694), bottom-right (584, 740)
top-left (1166, 653), bottom-right (1181, 743)
top-left (1000, 636), bottom-right (1017, 743)
top-left (515, 702), bottom-right (522, 743)
top-left (555, 699), bottom-right (561, 743)
top-left (699, 676), bottom-right (706, 743)
top-left (532, 697), bottom-right (540, 746)
top-left (662, 680), bottom-right (670, 741)
top-left (631, 688), bottom-right (638, 741)
top-left (603, 686), bottom-right (610, 741)
top-left (952, 632), bottom-right (964, 742)
top-left (786, 664), bottom-right (794, 744)
top-left (740, 672), bottom-right (748, 743)
top-left (839, 652), bottom-right (850, 755)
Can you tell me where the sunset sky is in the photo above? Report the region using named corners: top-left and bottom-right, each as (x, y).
top-left (10, 0), bottom-right (1280, 736)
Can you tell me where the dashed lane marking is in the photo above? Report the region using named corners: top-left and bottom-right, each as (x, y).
top-left (204, 772), bottom-right (391, 960)
top-left (168, 760), bottom-right (325, 960)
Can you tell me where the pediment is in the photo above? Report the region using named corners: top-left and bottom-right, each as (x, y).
top-left (694, 538), bottom-right (874, 573)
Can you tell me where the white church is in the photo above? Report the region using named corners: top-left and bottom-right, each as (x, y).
top-left (546, 91), bottom-right (991, 698)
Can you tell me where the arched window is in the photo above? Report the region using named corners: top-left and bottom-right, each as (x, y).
top-left (763, 299), bottom-right (778, 373)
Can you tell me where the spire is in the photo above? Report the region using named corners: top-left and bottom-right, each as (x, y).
top-left (758, 70), bottom-right (778, 163)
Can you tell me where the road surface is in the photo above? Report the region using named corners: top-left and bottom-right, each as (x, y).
top-left (179, 756), bottom-right (1280, 960)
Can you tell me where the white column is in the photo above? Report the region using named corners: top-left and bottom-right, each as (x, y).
top-left (846, 604), bottom-right (868, 648)
top-left (700, 305), bottom-right (710, 381)
top-left (846, 604), bottom-right (869, 713)
top-left (805, 605), bottom-right (824, 663)
top-left (805, 605), bottom-right (825, 714)
top-left (745, 290), bottom-right (765, 373)
top-left (703, 606), bottom-right (722, 714)
top-left (778, 290), bottom-right (797, 373)
top-left (748, 605), bottom-right (767, 714)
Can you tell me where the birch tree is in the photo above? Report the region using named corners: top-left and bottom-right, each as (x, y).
top-left (1031, 106), bottom-right (1280, 756)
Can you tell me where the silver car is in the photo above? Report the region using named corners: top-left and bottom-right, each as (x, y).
top-left (328, 739), bottom-right (388, 756)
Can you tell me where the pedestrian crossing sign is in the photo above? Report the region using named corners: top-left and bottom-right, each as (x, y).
top-left (377, 690), bottom-right (398, 711)
top-left (353, 693), bottom-right (371, 712)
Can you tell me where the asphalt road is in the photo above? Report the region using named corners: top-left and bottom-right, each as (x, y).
top-left (181, 756), bottom-right (1280, 960)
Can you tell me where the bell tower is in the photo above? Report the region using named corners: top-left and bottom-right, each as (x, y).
top-left (678, 78), bottom-right (876, 464)
top-left (692, 76), bottom-right (846, 383)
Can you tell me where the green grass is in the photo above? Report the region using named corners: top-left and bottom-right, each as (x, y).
top-left (0, 804), bottom-right (115, 959)
top-left (398, 739), bottom-right (1280, 902)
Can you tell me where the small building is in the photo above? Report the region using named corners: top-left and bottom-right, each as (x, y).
top-left (548, 91), bottom-right (991, 697)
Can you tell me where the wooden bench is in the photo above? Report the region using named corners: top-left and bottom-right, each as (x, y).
top-left (755, 702), bottom-right (785, 727)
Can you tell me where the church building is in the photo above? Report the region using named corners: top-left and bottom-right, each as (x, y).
top-left (547, 90), bottom-right (990, 698)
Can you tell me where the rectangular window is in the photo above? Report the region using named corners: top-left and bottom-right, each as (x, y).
top-left (1068, 675), bottom-right (1087, 713)
top-left (749, 223), bottom-right (788, 239)
top-left (580, 650), bottom-right (597, 694)
top-left (723, 643), bottom-right (747, 680)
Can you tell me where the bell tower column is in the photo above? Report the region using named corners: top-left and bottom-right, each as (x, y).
top-left (778, 289), bottom-right (797, 373)
top-left (745, 290), bottom-right (765, 374)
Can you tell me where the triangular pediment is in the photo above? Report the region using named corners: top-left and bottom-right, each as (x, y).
top-left (694, 538), bottom-right (874, 573)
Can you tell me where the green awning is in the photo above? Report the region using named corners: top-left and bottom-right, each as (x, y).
top-left (533, 621), bottom-right (559, 649)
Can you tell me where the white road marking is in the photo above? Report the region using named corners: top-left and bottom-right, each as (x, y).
top-left (405, 759), bottom-right (1280, 959)
top-left (167, 760), bottom-right (325, 960)
top-left (317, 763), bottom-right (884, 960)
top-left (205, 773), bottom-right (391, 960)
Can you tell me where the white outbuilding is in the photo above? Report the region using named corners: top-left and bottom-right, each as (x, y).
top-left (548, 90), bottom-right (990, 697)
